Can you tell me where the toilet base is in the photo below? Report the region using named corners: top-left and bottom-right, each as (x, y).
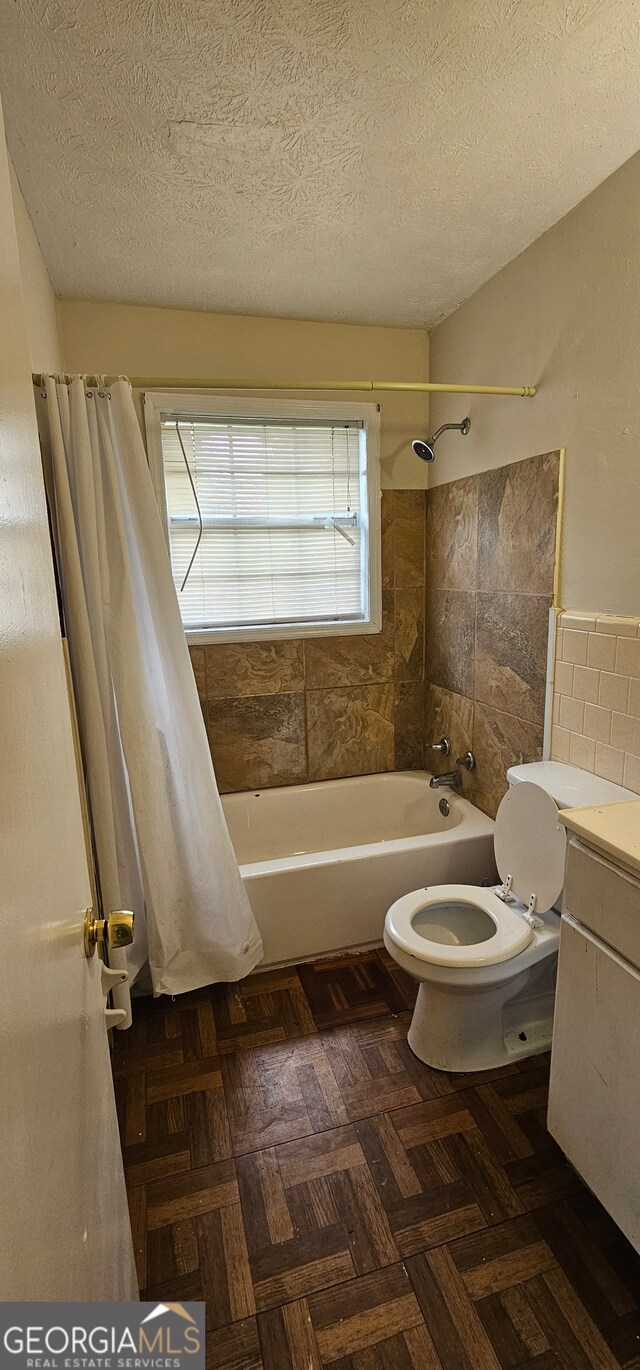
top-left (406, 956), bottom-right (557, 1073)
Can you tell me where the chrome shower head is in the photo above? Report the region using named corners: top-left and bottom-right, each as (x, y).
top-left (411, 438), bottom-right (436, 463)
top-left (412, 417), bottom-right (471, 462)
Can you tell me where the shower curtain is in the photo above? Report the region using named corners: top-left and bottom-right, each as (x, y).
top-left (39, 376), bottom-right (263, 1024)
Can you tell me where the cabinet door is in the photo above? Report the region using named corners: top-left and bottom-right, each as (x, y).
top-left (548, 915), bottom-right (640, 1253)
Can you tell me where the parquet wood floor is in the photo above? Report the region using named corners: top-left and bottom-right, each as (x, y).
top-left (112, 949), bottom-right (640, 1369)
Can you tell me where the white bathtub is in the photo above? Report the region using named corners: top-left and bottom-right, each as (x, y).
top-left (222, 771), bottom-right (496, 967)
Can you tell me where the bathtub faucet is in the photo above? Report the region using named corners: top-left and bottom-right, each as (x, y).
top-left (429, 770), bottom-right (462, 791)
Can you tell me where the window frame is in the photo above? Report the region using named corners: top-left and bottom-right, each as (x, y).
top-left (144, 391), bottom-right (382, 645)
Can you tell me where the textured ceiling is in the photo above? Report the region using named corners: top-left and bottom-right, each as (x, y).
top-left (2, 0), bottom-right (640, 326)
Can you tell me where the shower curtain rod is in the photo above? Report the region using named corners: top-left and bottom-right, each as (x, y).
top-left (32, 375), bottom-right (537, 397)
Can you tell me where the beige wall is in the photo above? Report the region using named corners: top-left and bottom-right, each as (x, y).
top-left (428, 151), bottom-right (640, 618)
top-left (58, 300), bottom-right (430, 489)
top-left (9, 162), bottom-right (62, 374)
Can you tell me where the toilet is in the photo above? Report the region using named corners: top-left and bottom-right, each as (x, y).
top-left (384, 761), bottom-right (635, 1073)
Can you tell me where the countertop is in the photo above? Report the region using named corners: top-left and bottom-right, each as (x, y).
top-left (559, 799), bottom-right (640, 876)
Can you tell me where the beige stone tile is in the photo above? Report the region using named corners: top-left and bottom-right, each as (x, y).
top-left (206, 693), bottom-right (307, 792)
top-left (615, 636), bottom-right (640, 679)
top-left (596, 614), bottom-right (639, 636)
top-left (551, 726), bottom-right (571, 763)
top-left (558, 695), bottom-right (585, 733)
top-left (394, 682), bottom-right (424, 770)
top-left (587, 632), bottom-right (617, 672)
top-left (394, 489), bottom-right (425, 520)
top-left (562, 630), bottom-right (588, 666)
top-left (599, 671), bottom-right (630, 713)
top-left (583, 703), bottom-right (612, 745)
top-left (629, 677), bottom-right (640, 718)
top-left (594, 742), bottom-right (625, 785)
top-left (306, 684), bottom-right (394, 781)
top-left (205, 640), bottom-right (304, 699)
top-left (394, 491), bottom-right (425, 589)
top-left (476, 451), bottom-right (559, 595)
top-left (424, 683), bottom-right (473, 777)
top-left (304, 590), bottom-right (394, 688)
top-left (468, 702), bottom-right (543, 819)
top-left (474, 592), bottom-right (550, 726)
top-left (552, 692), bottom-right (562, 723)
top-left (623, 752), bottom-right (640, 794)
top-left (425, 588), bottom-right (475, 696)
top-left (572, 665), bottom-right (600, 704)
top-left (394, 587), bottom-right (424, 682)
top-left (189, 646), bottom-right (207, 702)
top-left (611, 711), bottom-right (640, 756)
top-left (554, 659), bottom-right (574, 696)
top-left (425, 476), bottom-right (478, 591)
top-left (381, 491), bottom-right (394, 589)
top-left (560, 612), bottom-right (597, 631)
top-left (569, 733), bottom-right (595, 771)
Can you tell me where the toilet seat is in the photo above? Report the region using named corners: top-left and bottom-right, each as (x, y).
top-left (385, 883), bottom-right (534, 968)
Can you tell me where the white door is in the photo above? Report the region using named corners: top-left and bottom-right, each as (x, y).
top-left (0, 114), bottom-right (137, 1298)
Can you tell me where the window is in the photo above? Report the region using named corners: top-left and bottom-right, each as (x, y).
top-left (145, 394), bottom-right (381, 643)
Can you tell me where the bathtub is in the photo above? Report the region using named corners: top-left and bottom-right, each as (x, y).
top-left (222, 771), bottom-right (496, 967)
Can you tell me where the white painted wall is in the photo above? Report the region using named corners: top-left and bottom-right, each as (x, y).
top-left (429, 150), bottom-right (640, 618)
top-left (9, 161), bottom-right (62, 373)
top-left (58, 299), bottom-right (430, 488)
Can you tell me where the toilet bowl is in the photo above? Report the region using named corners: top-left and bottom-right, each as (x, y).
top-left (384, 761), bottom-right (635, 1073)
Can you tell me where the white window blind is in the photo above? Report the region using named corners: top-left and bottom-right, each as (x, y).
top-left (158, 413), bottom-right (373, 635)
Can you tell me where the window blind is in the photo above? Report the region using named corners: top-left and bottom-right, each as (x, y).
top-left (160, 416), bottom-right (368, 632)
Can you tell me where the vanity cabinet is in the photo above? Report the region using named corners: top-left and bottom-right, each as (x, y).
top-left (548, 835), bottom-right (640, 1253)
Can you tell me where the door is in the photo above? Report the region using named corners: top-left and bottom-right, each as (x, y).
top-left (0, 110), bottom-right (137, 1298)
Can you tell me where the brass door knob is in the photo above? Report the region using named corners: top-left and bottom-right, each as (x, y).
top-left (84, 908), bottom-right (135, 958)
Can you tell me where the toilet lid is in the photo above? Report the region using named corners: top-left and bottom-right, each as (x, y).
top-left (494, 781), bottom-right (567, 913)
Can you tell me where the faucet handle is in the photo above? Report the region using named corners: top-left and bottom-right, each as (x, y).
top-left (430, 737), bottom-right (450, 756)
top-left (456, 750), bottom-right (476, 771)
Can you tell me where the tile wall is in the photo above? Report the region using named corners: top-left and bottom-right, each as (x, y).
top-left (189, 491), bottom-right (425, 792)
top-left (551, 611), bottom-right (640, 792)
top-left (188, 453), bottom-right (563, 806)
top-left (424, 451), bottom-right (561, 818)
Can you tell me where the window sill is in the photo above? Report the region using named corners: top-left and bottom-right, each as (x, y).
top-left (185, 616), bottom-right (382, 646)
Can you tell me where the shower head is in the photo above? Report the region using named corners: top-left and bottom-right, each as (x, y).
top-left (412, 417), bottom-right (471, 463)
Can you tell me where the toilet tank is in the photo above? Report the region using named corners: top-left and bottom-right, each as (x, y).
top-left (506, 760), bottom-right (635, 811)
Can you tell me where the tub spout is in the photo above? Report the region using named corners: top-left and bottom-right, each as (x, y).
top-left (429, 770), bottom-right (462, 791)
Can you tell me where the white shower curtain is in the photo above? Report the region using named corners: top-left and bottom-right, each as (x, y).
top-left (40, 376), bottom-right (262, 1022)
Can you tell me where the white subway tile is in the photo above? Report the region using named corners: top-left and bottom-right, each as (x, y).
top-left (623, 752), bottom-right (640, 794)
top-left (629, 677), bottom-right (640, 719)
top-left (595, 614), bottom-right (639, 636)
top-left (587, 632), bottom-right (617, 672)
top-left (569, 732), bottom-right (595, 771)
top-left (594, 742), bottom-right (625, 785)
top-left (559, 695), bottom-right (585, 733)
top-left (598, 672), bottom-right (630, 713)
top-left (615, 636), bottom-right (640, 679)
top-left (554, 660), bottom-right (574, 696)
top-left (560, 612), bottom-right (597, 631)
top-left (611, 711), bottom-right (640, 756)
top-left (562, 630), bottom-right (589, 666)
top-left (583, 703), bottom-right (612, 744)
top-left (572, 665), bottom-right (600, 704)
top-left (551, 726), bottom-right (571, 763)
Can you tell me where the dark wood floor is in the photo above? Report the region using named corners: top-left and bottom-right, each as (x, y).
top-left (112, 948), bottom-right (640, 1369)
